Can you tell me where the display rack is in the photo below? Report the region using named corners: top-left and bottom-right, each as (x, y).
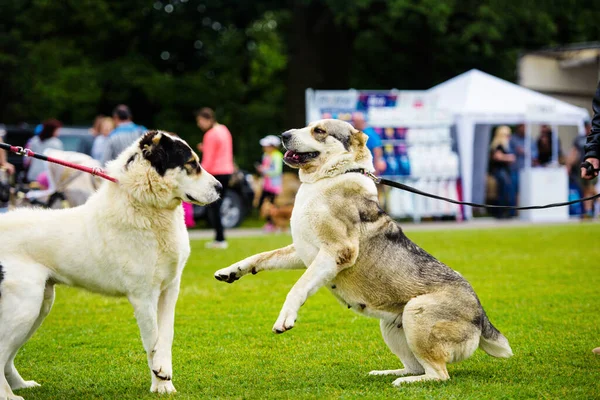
top-left (305, 88), bottom-right (463, 222)
top-left (368, 107), bottom-right (461, 222)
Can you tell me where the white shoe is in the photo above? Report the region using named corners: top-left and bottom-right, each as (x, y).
top-left (205, 240), bottom-right (229, 249)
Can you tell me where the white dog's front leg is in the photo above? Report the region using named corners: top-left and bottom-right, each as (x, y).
top-left (215, 244), bottom-right (304, 283)
top-left (272, 250), bottom-right (339, 334)
top-left (149, 277), bottom-right (181, 394)
top-left (128, 291), bottom-right (176, 394)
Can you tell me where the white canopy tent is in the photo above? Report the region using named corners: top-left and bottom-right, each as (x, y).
top-left (428, 69), bottom-right (590, 219)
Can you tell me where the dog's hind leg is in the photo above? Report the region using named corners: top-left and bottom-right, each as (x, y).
top-left (5, 281), bottom-right (54, 392)
top-left (369, 320), bottom-right (425, 377)
top-left (0, 262), bottom-right (48, 399)
top-left (128, 290), bottom-right (176, 395)
top-left (392, 293), bottom-right (480, 386)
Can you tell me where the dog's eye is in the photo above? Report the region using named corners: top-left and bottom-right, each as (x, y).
top-left (314, 127), bottom-right (326, 134)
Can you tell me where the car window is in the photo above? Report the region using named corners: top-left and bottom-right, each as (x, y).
top-left (59, 136), bottom-right (83, 152)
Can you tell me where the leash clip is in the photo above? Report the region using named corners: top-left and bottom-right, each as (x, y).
top-left (14, 146), bottom-right (30, 156)
top-left (90, 167), bottom-right (103, 176)
top-left (364, 170), bottom-right (382, 184)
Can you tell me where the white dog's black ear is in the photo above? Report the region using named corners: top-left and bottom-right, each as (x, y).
top-left (139, 131), bottom-right (193, 176)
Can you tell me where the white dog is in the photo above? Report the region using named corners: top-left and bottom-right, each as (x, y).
top-left (0, 131), bottom-right (221, 400)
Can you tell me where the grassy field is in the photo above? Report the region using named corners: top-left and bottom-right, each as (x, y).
top-left (13, 223), bottom-right (600, 399)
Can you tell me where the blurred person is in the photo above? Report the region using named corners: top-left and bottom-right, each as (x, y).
top-left (566, 121), bottom-right (596, 218)
top-left (256, 135), bottom-right (283, 232)
top-left (580, 81), bottom-right (600, 355)
top-left (91, 117), bottom-right (115, 161)
top-left (509, 123), bottom-right (538, 175)
top-left (351, 112), bottom-right (388, 207)
top-left (351, 112), bottom-right (386, 174)
top-left (488, 125), bottom-right (516, 218)
top-left (26, 119), bottom-right (64, 185)
top-left (509, 123), bottom-right (537, 215)
top-left (73, 114), bottom-right (106, 156)
top-left (101, 104), bottom-right (146, 165)
top-left (23, 123), bottom-right (43, 171)
top-left (535, 124), bottom-right (564, 167)
top-left (195, 107), bottom-right (234, 249)
top-left (0, 129), bottom-right (15, 175)
top-left (89, 114), bottom-right (106, 137)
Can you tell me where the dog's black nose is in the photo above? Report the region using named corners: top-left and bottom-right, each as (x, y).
top-left (281, 130), bottom-right (293, 142)
top-left (214, 182), bottom-right (223, 196)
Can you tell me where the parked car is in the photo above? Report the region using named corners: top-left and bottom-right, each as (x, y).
top-left (57, 127), bottom-right (94, 155)
top-left (192, 169), bottom-right (255, 229)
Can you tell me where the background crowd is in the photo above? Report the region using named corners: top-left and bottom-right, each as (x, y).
top-left (486, 122), bottom-right (597, 219)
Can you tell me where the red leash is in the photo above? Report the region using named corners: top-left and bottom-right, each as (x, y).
top-left (0, 142), bottom-right (118, 183)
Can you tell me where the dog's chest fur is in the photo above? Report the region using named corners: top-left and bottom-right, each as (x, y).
top-left (290, 184), bottom-right (322, 264)
top-left (290, 175), bottom-right (402, 321)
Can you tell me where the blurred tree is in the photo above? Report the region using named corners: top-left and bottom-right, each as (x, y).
top-left (0, 0), bottom-right (289, 168)
top-left (1, 0), bottom-right (600, 169)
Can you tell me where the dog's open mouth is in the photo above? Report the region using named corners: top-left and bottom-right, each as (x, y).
top-left (186, 193), bottom-right (201, 204)
top-left (283, 150), bottom-right (319, 165)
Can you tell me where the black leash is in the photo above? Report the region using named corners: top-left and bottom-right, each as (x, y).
top-left (346, 164), bottom-right (600, 211)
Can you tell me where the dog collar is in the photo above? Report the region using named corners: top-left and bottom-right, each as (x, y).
top-left (344, 168), bottom-right (381, 183)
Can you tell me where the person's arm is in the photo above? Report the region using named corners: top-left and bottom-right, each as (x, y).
top-left (0, 137), bottom-right (15, 174)
top-left (582, 81), bottom-right (600, 178)
top-left (491, 148), bottom-right (516, 163)
top-left (366, 131), bottom-right (386, 174)
top-left (372, 147), bottom-right (387, 174)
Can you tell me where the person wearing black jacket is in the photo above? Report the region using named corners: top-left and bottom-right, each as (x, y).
top-left (581, 82), bottom-right (600, 181)
top-left (580, 82), bottom-right (600, 355)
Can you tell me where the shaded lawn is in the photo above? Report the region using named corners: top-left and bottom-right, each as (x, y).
top-left (14, 224), bottom-right (600, 399)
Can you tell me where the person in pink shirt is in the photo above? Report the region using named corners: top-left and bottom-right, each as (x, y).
top-left (196, 107), bottom-right (234, 249)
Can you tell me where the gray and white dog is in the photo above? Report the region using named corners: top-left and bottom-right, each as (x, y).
top-left (215, 119), bottom-right (512, 386)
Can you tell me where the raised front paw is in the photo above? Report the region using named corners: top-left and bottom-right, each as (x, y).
top-left (214, 262), bottom-right (254, 283)
top-left (272, 309), bottom-right (297, 334)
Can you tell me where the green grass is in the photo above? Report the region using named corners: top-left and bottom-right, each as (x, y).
top-left (14, 224), bottom-right (600, 399)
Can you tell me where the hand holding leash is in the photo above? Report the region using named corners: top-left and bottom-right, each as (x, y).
top-left (581, 159), bottom-right (600, 180)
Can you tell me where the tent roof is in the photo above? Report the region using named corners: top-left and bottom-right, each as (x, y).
top-left (429, 69), bottom-right (589, 122)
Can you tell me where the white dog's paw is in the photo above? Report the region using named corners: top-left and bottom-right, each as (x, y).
top-left (214, 262), bottom-right (254, 283)
top-left (152, 366), bottom-right (172, 382)
top-left (0, 393), bottom-right (25, 400)
top-left (150, 380), bottom-right (177, 394)
top-left (392, 374), bottom-right (443, 386)
top-left (11, 380), bottom-right (41, 390)
top-left (370, 368), bottom-right (423, 377)
top-left (272, 309), bottom-right (297, 334)
top-left (151, 353), bottom-right (172, 382)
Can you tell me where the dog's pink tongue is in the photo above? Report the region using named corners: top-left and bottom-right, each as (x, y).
top-left (284, 150), bottom-right (299, 160)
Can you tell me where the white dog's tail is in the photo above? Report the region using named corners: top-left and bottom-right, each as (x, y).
top-left (479, 310), bottom-right (513, 358)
